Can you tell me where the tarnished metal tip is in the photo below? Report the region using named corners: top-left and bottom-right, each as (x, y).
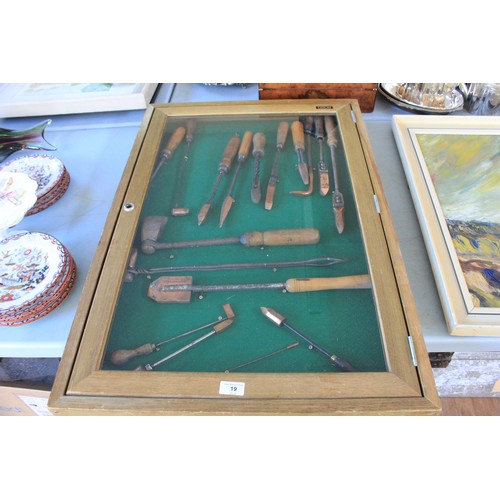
top-left (197, 204), bottom-right (210, 225)
top-left (260, 306), bottom-right (285, 326)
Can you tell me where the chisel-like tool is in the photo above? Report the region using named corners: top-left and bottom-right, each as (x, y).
top-left (151, 126), bottom-right (186, 179)
top-left (198, 134), bottom-right (241, 225)
top-left (171, 119), bottom-right (196, 216)
top-left (291, 121), bottom-right (310, 184)
top-left (251, 132), bottom-right (266, 204)
top-left (260, 306), bottom-right (359, 372)
top-left (324, 115), bottom-right (345, 234)
top-left (219, 130), bottom-right (253, 227)
top-left (314, 116), bottom-right (329, 196)
top-left (265, 121), bottom-right (289, 210)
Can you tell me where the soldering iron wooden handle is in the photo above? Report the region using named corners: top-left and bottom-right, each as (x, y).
top-left (241, 228), bottom-right (320, 247)
top-left (291, 120), bottom-right (305, 151)
top-left (285, 274), bottom-right (371, 292)
top-left (163, 126), bottom-right (186, 159)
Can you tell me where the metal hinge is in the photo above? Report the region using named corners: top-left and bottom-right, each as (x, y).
top-left (373, 194), bottom-right (380, 213)
top-left (351, 109), bottom-right (357, 123)
top-left (408, 336), bottom-right (418, 366)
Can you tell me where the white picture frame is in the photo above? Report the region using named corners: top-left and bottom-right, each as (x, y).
top-left (0, 83), bottom-right (157, 117)
top-left (392, 114), bottom-right (500, 336)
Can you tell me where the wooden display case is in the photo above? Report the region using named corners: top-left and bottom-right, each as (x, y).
top-left (49, 99), bottom-right (440, 415)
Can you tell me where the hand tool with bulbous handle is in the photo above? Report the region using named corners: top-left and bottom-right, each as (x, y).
top-left (324, 115), bottom-right (345, 234)
top-left (219, 130), bottom-right (253, 227)
top-left (264, 121), bottom-right (289, 210)
top-left (260, 306), bottom-right (359, 372)
top-left (151, 126), bottom-right (186, 178)
top-left (198, 134), bottom-right (241, 225)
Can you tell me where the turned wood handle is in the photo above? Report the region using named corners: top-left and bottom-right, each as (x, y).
top-left (252, 132), bottom-right (266, 157)
top-left (185, 119), bottom-right (196, 143)
top-left (276, 121), bottom-right (289, 149)
top-left (240, 228), bottom-right (320, 247)
top-left (110, 343), bottom-right (156, 365)
top-left (324, 115), bottom-right (338, 148)
top-left (238, 130), bottom-right (253, 161)
top-left (219, 134), bottom-right (241, 173)
top-left (291, 121), bottom-right (305, 151)
top-left (303, 116), bottom-right (314, 135)
top-left (285, 274), bottom-right (371, 292)
top-left (163, 126), bottom-right (186, 159)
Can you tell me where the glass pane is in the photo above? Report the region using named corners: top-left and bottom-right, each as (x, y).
top-left (102, 113), bottom-right (387, 374)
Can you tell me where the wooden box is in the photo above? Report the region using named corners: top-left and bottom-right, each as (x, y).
top-left (49, 99), bottom-right (440, 415)
top-left (259, 84), bottom-right (378, 112)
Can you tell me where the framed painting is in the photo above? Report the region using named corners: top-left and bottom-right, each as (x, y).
top-left (0, 83), bottom-right (158, 117)
top-left (392, 115), bottom-right (500, 336)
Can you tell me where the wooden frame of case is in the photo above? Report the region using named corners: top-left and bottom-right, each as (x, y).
top-left (49, 100), bottom-right (440, 415)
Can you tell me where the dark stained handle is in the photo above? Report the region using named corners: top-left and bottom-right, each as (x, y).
top-left (219, 134), bottom-right (242, 173)
top-left (162, 126), bottom-right (186, 159)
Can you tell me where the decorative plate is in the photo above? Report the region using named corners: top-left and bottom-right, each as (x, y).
top-left (0, 171), bottom-right (38, 233)
top-left (0, 232), bottom-right (67, 312)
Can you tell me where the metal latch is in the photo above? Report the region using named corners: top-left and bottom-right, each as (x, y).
top-left (408, 336), bottom-right (418, 366)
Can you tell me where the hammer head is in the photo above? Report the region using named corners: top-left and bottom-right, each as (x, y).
top-left (141, 215), bottom-right (167, 254)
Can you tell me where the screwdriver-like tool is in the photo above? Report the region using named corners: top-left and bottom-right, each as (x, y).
top-left (264, 121), bottom-right (289, 210)
top-left (251, 132), bottom-right (266, 204)
top-left (171, 119), bottom-right (196, 216)
top-left (290, 116), bottom-right (314, 196)
top-left (134, 318), bottom-right (234, 371)
top-left (219, 130), bottom-right (253, 227)
top-left (324, 115), bottom-right (345, 234)
top-left (260, 306), bottom-right (359, 372)
top-left (151, 126), bottom-right (186, 179)
top-left (198, 134), bottom-right (241, 225)
top-left (315, 116), bottom-right (329, 196)
top-left (291, 121), bottom-right (309, 185)
top-left (110, 304), bottom-right (235, 365)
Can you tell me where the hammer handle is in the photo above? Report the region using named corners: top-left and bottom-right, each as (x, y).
top-left (285, 274), bottom-right (371, 293)
top-left (240, 228), bottom-right (319, 247)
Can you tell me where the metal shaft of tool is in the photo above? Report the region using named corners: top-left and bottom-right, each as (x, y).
top-left (172, 119), bottom-right (196, 216)
top-left (130, 256), bottom-right (346, 276)
top-left (315, 116), bottom-right (329, 196)
top-left (251, 132), bottom-right (265, 204)
top-left (325, 115), bottom-right (344, 234)
top-left (160, 282), bottom-right (285, 293)
top-left (138, 329), bottom-right (218, 371)
top-left (224, 342), bottom-right (299, 372)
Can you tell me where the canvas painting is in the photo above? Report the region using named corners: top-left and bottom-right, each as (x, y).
top-left (413, 132), bottom-right (500, 311)
top-left (392, 115), bottom-right (500, 336)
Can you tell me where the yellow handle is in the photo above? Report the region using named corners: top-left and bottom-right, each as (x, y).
top-left (276, 121), bottom-right (289, 149)
top-left (220, 134), bottom-right (241, 172)
top-left (253, 132), bottom-right (266, 157)
top-left (241, 228), bottom-right (320, 247)
top-left (324, 115), bottom-right (338, 148)
top-left (238, 130), bottom-right (253, 161)
top-left (110, 343), bottom-right (156, 365)
top-left (291, 121), bottom-right (305, 151)
top-left (163, 126), bottom-right (186, 159)
top-left (285, 274), bottom-right (371, 292)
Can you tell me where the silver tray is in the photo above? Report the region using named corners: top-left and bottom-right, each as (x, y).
top-left (379, 83), bottom-right (464, 114)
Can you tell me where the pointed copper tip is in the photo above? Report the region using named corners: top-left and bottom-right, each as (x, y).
top-left (219, 196), bottom-right (234, 228)
top-left (260, 307), bottom-right (285, 326)
top-left (197, 204), bottom-right (210, 225)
